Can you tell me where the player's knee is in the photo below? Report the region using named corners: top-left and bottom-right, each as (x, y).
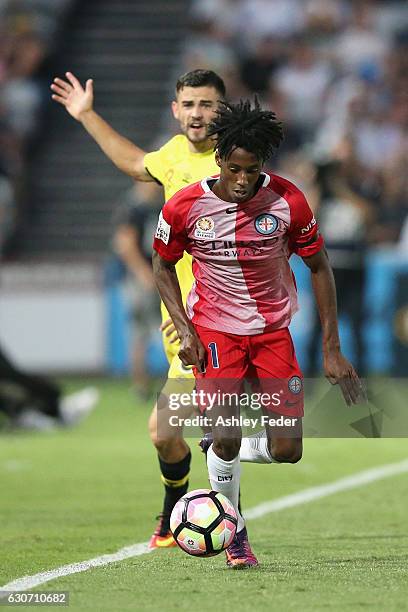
top-left (268, 440), bottom-right (302, 464)
top-left (148, 408), bottom-right (172, 452)
top-left (213, 438), bottom-right (241, 461)
top-left (154, 437), bottom-right (188, 462)
top-left (154, 438), bottom-right (172, 457)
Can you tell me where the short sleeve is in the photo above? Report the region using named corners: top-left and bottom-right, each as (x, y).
top-left (288, 191), bottom-right (324, 257)
top-left (143, 149), bottom-right (165, 185)
top-left (153, 201), bottom-right (189, 263)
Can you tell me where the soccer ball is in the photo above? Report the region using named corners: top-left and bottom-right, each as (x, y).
top-left (170, 489), bottom-right (237, 557)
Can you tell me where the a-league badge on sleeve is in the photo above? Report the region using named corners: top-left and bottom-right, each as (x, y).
top-left (155, 211), bottom-right (171, 245)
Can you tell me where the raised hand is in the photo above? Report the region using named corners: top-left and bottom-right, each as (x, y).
top-left (51, 72), bottom-right (94, 121)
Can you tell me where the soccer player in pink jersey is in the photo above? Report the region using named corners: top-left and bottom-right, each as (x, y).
top-left (152, 98), bottom-right (364, 568)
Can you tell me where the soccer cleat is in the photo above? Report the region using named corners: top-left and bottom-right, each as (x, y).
top-left (148, 514), bottom-right (177, 549)
top-left (225, 527), bottom-right (259, 569)
top-left (59, 387), bottom-right (99, 426)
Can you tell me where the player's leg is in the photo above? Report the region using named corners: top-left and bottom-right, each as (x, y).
top-left (147, 349), bottom-right (194, 549)
top-left (195, 325), bottom-right (258, 568)
top-left (239, 428), bottom-right (302, 463)
top-left (249, 327), bottom-right (304, 464)
top-left (148, 402), bottom-right (191, 548)
top-left (263, 416), bottom-right (303, 463)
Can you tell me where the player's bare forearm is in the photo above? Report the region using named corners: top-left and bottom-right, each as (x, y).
top-left (152, 251), bottom-right (205, 370)
top-left (302, 249), bottom-right (364, 404)
top-left (152, 252), bottom-right (189, 333)
top-left (303, 249), bottom-right (340, 354)
top-left (79, 110), bottom-right (150, 180)
top-left (51, 72), bottom-right (150, 180)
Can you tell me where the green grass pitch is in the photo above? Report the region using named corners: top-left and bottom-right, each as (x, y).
top-left (1, 378), bottom-right (407, 611)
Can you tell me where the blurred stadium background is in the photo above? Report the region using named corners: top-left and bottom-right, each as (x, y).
top-left (0, 0), bottom-right (407, 381)
top-left (1, 2), bottom-right (408, 607)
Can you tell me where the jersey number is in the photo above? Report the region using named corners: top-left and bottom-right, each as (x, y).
top-left (208, 342), bottom-right (220, 369)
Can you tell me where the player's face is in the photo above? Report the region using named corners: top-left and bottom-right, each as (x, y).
top-left (172, 86), bottom-right (220, 150)
top-left (216, 148), bottom-right (262, 203)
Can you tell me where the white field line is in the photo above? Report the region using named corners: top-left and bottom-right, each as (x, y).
top-left (1, 458), bottom-right (408, 595)
top-left (0, 544), bottom-right (152, 595)
top-left (244, 458), bottom-right (408, 519)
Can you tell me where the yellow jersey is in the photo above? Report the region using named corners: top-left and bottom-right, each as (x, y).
top-left (144, 134), bottom-right (218, 321)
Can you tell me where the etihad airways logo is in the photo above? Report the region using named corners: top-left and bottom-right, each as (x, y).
top-left (192, 237), bottom-right (279, 258)
top-left (194, 238), bottom-right (278, 250)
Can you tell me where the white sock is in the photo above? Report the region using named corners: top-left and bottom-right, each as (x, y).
top-left (239, 430), bottom-right (275, 463)
top-left (207, 444), bottom-right (245, 532)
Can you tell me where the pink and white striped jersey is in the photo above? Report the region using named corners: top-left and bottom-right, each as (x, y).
top-left (153, 172), bottom-right (324, 335)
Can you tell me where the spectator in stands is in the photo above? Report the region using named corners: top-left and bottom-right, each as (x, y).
top-left (0, 0), bottom-right (75, 256)
top-left (239, 36), bottom-right (284, 94)
top-left (1, 29), bottom-right (45, 140)
top-left (334, 0), bottom-right (390, 75)
top-left (272, 36), bottom-right (333, 143)
top-left (189, 0), bottom-right (242, 45)
top-left (236, 0), bottom-right (306, 49)
top-left (304, 0), bottom-right (350, 38)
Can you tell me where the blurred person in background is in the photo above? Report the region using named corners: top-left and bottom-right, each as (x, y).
top-left (1, 28), bottom-right (45, 142)
top-left (236, 0), bottom-right (306, 48)
top-left (111, 181), bottom-right (162, 399)
top-left (0, 344), bottom-right (99, 431)
top-left (305, 155), bottom-right (376, 377)
top-left (0, 6), bottom-right (48, 158)
top-left (334, 0), bottom-right (390, 76)
top-left (304, 0), bottom-right (350, 38)
top-left (272, 36), bottom-right (333, 145)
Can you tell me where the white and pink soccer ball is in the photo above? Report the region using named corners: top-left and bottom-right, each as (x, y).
top-left (170, 489), bottom-right (237, 557)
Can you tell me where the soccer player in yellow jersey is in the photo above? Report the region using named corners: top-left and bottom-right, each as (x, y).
top-left (51, 69), bottom-right (224, 548)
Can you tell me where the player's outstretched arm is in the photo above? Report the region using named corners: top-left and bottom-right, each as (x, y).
top-left (152, 251), bottom-right (205, 372)
top-left (302, 249), bottom-right (366, 405)
top-left (51, 72), bottom-right (150, 180)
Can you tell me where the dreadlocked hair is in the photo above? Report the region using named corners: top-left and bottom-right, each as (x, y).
top-left (207, 96), bottom-right (284, 161)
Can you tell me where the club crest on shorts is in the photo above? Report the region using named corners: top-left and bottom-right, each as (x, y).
top-left (254, 214), bottom-right (278, 235)
top-left (195, 216), bottom-right (216, 239)
top-left (288, 376), bottom-right (302, 395)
